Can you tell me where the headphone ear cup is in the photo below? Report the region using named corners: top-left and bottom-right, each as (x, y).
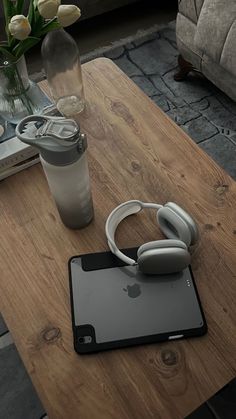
top-left (137, 240), bottom-right (190, 275)
top-left (157, 203), bottom-right (198, 247)
top-left (137, 239), bottom-right (187, 258)
top-left (164, 202), bottom-right (198, 245)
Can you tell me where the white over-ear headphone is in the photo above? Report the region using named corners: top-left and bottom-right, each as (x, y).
top-left (105, 200), bottom-right (199, 275)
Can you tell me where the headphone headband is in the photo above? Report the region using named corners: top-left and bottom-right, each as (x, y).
top-left (105, 200), bottom-right (163, 265)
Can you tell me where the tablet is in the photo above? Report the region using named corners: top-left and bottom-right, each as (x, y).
top-left (69, 248), bottom-right (207, 354)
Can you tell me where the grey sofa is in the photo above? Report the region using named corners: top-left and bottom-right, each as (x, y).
top-left (175, 0), bottom-right (236, 101)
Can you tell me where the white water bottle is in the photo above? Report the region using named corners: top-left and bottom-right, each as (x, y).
top-left (16, 115), bottom-right (94, 229)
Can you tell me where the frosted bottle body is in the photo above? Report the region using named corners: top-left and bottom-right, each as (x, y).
top-left (41, 152), bottom-right (94, 229)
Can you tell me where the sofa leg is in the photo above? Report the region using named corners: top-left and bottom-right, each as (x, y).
top-left (174, 55), bottom-right (195, 81)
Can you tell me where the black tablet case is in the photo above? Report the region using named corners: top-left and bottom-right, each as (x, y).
top-left (69, 248), bottom-right (207, 354)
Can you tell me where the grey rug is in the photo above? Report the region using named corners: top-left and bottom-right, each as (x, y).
top-left (1, 21), bottom-right (236, 419)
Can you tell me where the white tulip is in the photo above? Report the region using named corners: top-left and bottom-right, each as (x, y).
top-left (57, 5), bottom-right (81, 28)
top-left (37, 0), bottom-right (61, 19)
top-left (8, 15), bottom-right (31, 41)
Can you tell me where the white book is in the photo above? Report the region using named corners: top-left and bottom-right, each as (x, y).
top-left (0, 155), bottom-right (40, 181)
top-left (0, 133), bottom-right (39, 172)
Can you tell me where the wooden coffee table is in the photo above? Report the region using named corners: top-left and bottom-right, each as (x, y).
top-left (0, 58), bottom-right (236, 419)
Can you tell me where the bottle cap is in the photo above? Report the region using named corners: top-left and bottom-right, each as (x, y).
top-left (15, 115), bottom-right (87, 166)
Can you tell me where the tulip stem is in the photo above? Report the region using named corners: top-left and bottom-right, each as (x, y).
top-left (14, 61), bottom-right (34, 114)
top-left (2, 56), bottom-right (34, 118)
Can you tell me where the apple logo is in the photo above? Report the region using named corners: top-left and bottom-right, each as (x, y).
top-left (123, 283), bottom-right (141, 298)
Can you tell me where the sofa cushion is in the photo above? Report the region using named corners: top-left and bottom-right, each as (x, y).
top-left (195, 0), bottom-right (204, 17)
top-left (178, 0), bottom-right (204, 24)
top-left (194, 0), bottom-right (236, 77)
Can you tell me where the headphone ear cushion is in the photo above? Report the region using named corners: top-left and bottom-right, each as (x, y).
top-left (137, 240), bottom-right (190, 275)
top-left (157, 203), bottom-right (198, 247)
top-left (164, 202), bottom-right (199, 245)
top-left (137, 239), bottom-right (187, 259)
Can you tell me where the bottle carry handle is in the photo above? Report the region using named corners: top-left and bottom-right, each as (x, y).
top-left (15, 115), bottom-right (82, 147)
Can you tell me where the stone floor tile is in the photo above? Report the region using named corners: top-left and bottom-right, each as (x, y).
top-left (151, 95), bottom-right (170, 112)
top-left (151, 74), bottom-right (186, 107)
top-left (0, 344), bottom-right (45, 419)
top-left (199, 134), bottom-right (236, 179)
top-left (183, 116), bottom-right (219, 143)
top-left (129, 37), bottom-right (178, 75)
top-left (164, 70), bottom-right (214, 104)
top-left (131, 75), bottom-right (159, 96)
top-left (200, 96), bottom-right (236, 132)
top-left (113, 55), bottom-right (143, 77)
top-left (166, 105), bottom-right (200, 125)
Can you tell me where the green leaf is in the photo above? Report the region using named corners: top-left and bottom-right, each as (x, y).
top-left (41, 19), bottom-right (61, 36)
top-left (13, 36), bottom-right (41, 59)
top-left (28, 0), bottom-right (35, 28)
top-left (9, 37), bottom-right (18, 50)
top-left (16, 0), bottom-right (25, 14)
top-left (0, 46), bottom-right (15, 61)
top-left (3, 0), bottom-right (16, 23)
top-left (3, 0), bottom-right (16, 42)
top-left (32, 10), bottom-right (45, 37)
top-left (3, 0), bottom-right (16, 21)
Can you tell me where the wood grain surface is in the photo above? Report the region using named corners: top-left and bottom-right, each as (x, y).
top-left (0, 58), bottom-right (236, 419)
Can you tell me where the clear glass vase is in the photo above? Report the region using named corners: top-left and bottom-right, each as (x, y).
top-left (0, 55), bottom-right (47, 125)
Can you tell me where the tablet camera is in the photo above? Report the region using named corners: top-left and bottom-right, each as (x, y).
top-left (78, 336), bottom-right (92, 344)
